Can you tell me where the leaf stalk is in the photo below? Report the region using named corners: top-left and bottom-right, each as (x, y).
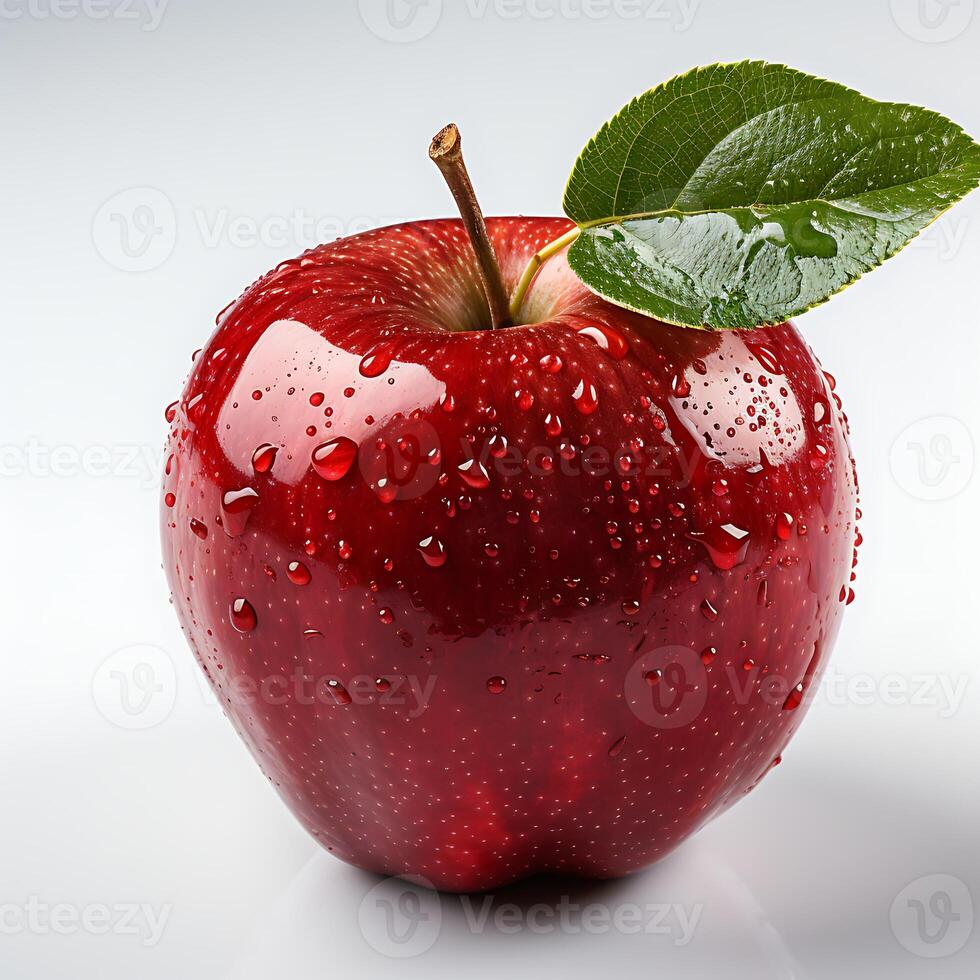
top-left (508, 226), bottom-right (581, 322)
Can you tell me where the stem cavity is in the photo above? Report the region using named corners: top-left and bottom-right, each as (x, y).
top-left (429, 123), bottom-right (511, 330)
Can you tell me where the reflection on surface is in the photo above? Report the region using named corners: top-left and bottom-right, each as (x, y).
top-left (222, 762), bottom-right (978, 979)
top-left (216, 319), bottom-right (444, 485)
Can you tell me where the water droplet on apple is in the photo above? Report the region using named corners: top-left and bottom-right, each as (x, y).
top-left (312, 437), bottom-right (358, 481)
top-left (231, 597), bottom-right (257, 632)
top-left (672, 376), bottom-right (691, 398)
top-left (572, 377), bottom-right (599, 415)
top-left (359, 344), bottom-right (393, 378)
top-left (486, 676), bottom-right (506, 694)
top-left (749, 343), bottom-right (782, 374)
top-left (458, 458), bottom-right (490, 489)
top-left (700, 598), bottom-right (719, 622)
top-left (252, 443), bottom-right (278, 474)
top-left (418, 536), bottom-right (447, 568)
top-left (287, 560), bottom-right (311, 585)
top-left (189, 518), bottom-right (208, 539)
top-left (326, 679), bottom-right (352, 705)
top-left (221, 486), bottom-right (259, 536)
top-left (688, 524), bottom-right (750, 570)
top-left (783, 684), bottom-right (804, 711)
top-left (577, 322), bottom-right (628, 359)
top-left (783, 644), bottom-right (822, 710)
top-left (488, 434), bottom-right (508, 458)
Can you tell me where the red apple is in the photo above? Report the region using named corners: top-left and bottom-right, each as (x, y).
top-left (161, 216), bottom-right (859, 892)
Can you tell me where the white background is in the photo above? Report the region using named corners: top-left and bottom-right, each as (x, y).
top-left (2, 1), bottom-right (978, 976)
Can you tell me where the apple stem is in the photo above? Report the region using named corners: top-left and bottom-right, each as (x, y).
top-left (429, 123), bottom-right (511, 330)
top-left (508, 226), bottom-right (581, 322)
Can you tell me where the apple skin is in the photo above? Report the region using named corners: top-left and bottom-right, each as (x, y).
top-left (161, 217), bottom-right (859, 892)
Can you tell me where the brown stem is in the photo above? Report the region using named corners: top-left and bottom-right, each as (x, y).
top-left (429, 123), bottom-right (511, 329)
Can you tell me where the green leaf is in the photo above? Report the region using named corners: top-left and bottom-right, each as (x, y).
top-left (563, 61), bottom-right (980, 329)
